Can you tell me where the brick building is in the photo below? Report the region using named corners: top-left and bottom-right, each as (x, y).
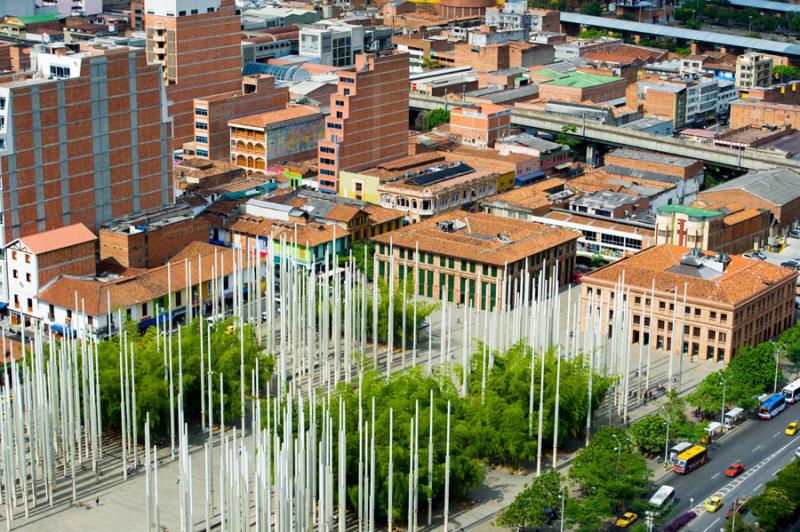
top-left (729, 100), bottom-right (800, 130)
top-left (532, 68), bottom-right (628, 104)
top-left (655, 204), bottom-right (770, 255)
top-left (580, 245), bottom-right (797, 363)
top-left (98, 204), bottom-right (210, 269)
top-left (0, 45), bottom-right (172, 247)
top-left (438, 0), bottom-right (496, 19)
top-left (698, 168), bottom-right (800, 230)
top-left (185, 75), bottom-right (289, 161)
top-left (230, 105), bottom-right (324, 177)
top-left (317, 52), bottom-right (409, 193)
top-left (373, 210), bottom-right (579, 309)
top-left (144, 0), bottom-right (242, 146)
top-left (6, 224), bottom-right (97, 324)
top-left (448, 104), bottom-right (512, 148)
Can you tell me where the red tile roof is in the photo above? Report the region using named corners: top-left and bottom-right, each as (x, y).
top-left (17, 223), bottom-right (96, 255)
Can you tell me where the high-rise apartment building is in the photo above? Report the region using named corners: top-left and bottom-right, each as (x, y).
top-left (0, 45), bottom-right (173, 247)
top-left (144, 0), bottom-right (242, 146)
top-left (317, 51), bottom-right (409, 194)
top-left (736, 52), bottom-right (773, 89)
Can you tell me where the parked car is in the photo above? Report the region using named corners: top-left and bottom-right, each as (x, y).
top-left (744, 251), bottom-right (766, 260)
top-left (726, 499), bottom-right (749, 519)
top-left (789, 229), bottom-right (800, 239)
top-left (725, 463), bottom-right (745, 477)
top-left (664, 511), bottom-right (697, 532)
top-left (781, 259), bottom-right (800, 270)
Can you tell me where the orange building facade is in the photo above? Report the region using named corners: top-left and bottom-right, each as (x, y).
top-left (317, 52), bottom-right (410, 193)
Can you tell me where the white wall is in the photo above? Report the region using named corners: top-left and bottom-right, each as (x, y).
top-left (144, 0), bottom-right (220, 17)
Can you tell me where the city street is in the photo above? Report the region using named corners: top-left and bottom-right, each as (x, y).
top-left (656, 401), bottom-right (800, 532)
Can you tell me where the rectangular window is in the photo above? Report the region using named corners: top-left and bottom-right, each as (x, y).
top-left (142, 303), bottom-right (148, 315)
top-left (341, 77), bottom-right (354, 84)
top-left (223, 276), bottom-right (229, 290)
top-left (196, 149), bottom-right (208, 157)
top-left (320, 158), bottom-right (335, 165)
top-left (25, 273), bottom-right (30, 282)
top-left (320, 169), bottom-right (335, 176)
top-left (327, 122), bottom-right (342, 130)
top-left (49, 65), bottom-right (71, 79)
top-left (335, 100), bottom-right (344, 106)
top-left (195, 121), bottom-right (208, 130)
top-left (195, 135), bottom-right (208, 144)
top-left (336, 111), bottom-right (343, 119)
top-left (11, 269), bottom-right (16, 279)
top-left (320, 146), bottom-right (335, 154)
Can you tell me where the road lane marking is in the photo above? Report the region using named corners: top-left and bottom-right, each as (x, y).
top-left (753, 483), bottom-right (763, 492)
top-left (690, 437), bottom-right (799, 517)
top-left (753, 445), bottom-right (763, 452)
top-left (774, 432), bottom-right (781, 438)
top-left (702, 518), bottom-right (721, 532)
top-left (711, 472), bottom-right (720, 479)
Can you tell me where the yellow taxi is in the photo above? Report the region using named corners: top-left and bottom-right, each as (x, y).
top-left (615, 512), bottom-right (638, 528)
top-left (705, 496), bottom-right (723, 513)
top-left (787, 421), bottom-right (799, 436)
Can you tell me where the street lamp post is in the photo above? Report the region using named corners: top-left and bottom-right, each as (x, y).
top-left (612, 433), bottom-right (622, 469)
top-left (773, 343), bottom-right (781, 394)
top-left (645, 510), bottom-right (654, 532)
top-left (663, 413), bottom-right (672, 464)
top-left (559, 491), bottom-right (566, 532)
top-left (720, 375), bottom-right (727, 429)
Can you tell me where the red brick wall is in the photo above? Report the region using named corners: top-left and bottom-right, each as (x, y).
top-left (38, 240), bottom-right (97, 285)
top-left (146, 3), bottom-right (242, 146)
top-left (0, 48), bottom-right (172, 245)
top-left (99, 217), bottom-right (210, 268)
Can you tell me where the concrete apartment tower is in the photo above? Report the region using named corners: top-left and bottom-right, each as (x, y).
top-left (0, 46), bottom-right (173, 247)
top-left (317, 51), bottom-right (410, 193)
top-left (144, 0), bottom-right (242, 146)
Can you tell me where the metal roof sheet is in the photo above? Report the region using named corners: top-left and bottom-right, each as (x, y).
top-left (706, 167), bottom-right (800, 206)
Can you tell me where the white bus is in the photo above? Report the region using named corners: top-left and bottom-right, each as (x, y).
top-left (783, 378), bottom-right (800, 404)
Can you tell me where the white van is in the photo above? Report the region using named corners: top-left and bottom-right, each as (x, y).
top-left (649, 485), bottom-right (675, 511)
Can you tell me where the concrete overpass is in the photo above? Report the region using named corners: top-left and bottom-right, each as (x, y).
top-left (410, 93), bottom-right (800, 172)
top-left (559, 13), bottom-right (800, 60)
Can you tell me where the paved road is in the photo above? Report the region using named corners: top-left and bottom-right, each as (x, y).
top-left (655, 400), bottom-right (800, 532)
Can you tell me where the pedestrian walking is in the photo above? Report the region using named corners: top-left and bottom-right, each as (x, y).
top-left (95, 497), bottom-right (100, 508)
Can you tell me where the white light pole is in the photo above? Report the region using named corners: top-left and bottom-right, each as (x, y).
top-left (720, 375), bottom-right (727, 428)
top-left (559, 491), bottom-right (566, 532)
top-left (663, 413), bottom-right (671, 464)
top-left (773, 343), bottom-right (781, 394)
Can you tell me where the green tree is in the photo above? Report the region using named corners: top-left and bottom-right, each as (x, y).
top-left (497, 470), bottom-right (564, 529)
top-left (421, 56), bottom-right (442, 69)
top-left (97, 317), bottom-right (272, 438)
top-left (340, 242), bottom-right (375, 280)
top-left (580, 2), bottom-right (603, 15)
top-left (774, 65), bottom-right (800, 83)
top-left (568, 427), bottom-right (651, 529)
top-left (556, 124), bottom-right (581, 151)
top-left (749, 487), bottom-right (795, 531)
top-left (426, 108), bottom-right (450, 130)
top-left (779, 322), bottom-right (800, 366)
top-left (463, 342), bottom-right (613, 467)
top-left (689, 343), bottom-right (782, 413)
top-left (748, 457), bottom-right (800, 530)
top-left (628, 414), bottom-right (667, 456)
top-left (332, 366), bottom-right (484, 522)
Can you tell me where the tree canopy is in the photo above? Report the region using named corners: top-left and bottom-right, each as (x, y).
top-left (497, 470), bottom-right (564, 529)
top-left (568, 426), bottom-right (651, 530)
top-left (96, 318), bottom-right (272, 439)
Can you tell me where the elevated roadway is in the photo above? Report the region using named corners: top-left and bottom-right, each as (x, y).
top-left (410, 93), bottom-right (800, 172)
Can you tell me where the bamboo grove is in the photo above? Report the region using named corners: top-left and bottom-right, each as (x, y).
top-left (0, 235), bottom-right (659, 530)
